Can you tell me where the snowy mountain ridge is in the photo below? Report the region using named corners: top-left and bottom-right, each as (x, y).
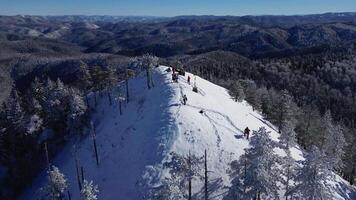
top-left (20, 66), bottom-right (356, 200)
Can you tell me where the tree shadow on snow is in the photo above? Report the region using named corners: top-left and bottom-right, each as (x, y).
top-left (192, 177), bottom-right (225, 200)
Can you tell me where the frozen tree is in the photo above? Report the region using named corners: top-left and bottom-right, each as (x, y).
top-left (67, 88), bottom-right (88, 134)
top-left (80, 180), bottom-right (99, 200)
top-left (42, 78), bottom-right (69, 124)
top-left (240, 80), bottom-right (261, 111)
top-left (270, 90), bottom-right (296, 133)
top-left (293, 146), bottom-right (334, 200)
top-left (279, 120), bottom-right (297, 150)
top-left (157, 152), bottom-right (203, 199)
top-left (133, 54), bottom-right (159, 89)
top-left (224, 160), bottom-right (246, 200)
top-left (40, 166), bottom-right (68, 200)
top-left (295, 104), bottom-right (322, 149)
top-left (227, 127), bottom-right (281, 200)
top-left (26, 114), bottom-right (43, 135)
top-left (4, 88), bottom-right (25, 132)
top-left (279, 121), bottom-right (298, 200)
top-left (321, 111), bottom-right (346, 171)
top-left (230, 81), bottom-right (245, 102)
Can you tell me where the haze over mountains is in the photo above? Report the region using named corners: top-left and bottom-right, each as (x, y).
top-left (1, 12), bottom-right (356, 58)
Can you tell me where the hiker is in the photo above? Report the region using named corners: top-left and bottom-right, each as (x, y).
top-left (182, 94), bottom-right (188, 105)
top-left (175, 73), bottom-right (179, 83)
top-left (187, 75), bottom-right (191, 85)
top-left (244, 127), bottom-right (250, 140)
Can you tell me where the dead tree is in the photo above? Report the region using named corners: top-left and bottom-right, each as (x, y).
top-left (125, 68), bottom-right (130, 103)
top-left (44, 142), bottom-right (56, 200)
top-left (188, 152), bottom-right (192, 200)
top-left (75, 151), bottom-right (82, 191)
top-left (91, 122), bottom-right (100, 166)
top-left (204, 149), bottom-right (208, 200)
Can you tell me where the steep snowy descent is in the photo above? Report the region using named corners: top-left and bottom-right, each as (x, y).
top-left (20, 66), bottom-right (355, 199)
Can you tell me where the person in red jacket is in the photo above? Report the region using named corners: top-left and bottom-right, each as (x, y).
top-left (187, 75), bottom-right (191, 85)
top-left (244, 127), bottom-right (251, 140)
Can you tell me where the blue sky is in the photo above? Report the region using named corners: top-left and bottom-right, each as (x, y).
top-left (0, 0), bottom-right (355, 16)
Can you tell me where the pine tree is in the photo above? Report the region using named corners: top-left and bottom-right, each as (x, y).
top-left (293, 146), bottom-right (334, 200)
top-left (279, 121), bottom-right (298, 200)
top-left (67, 88), bottom-right (88, 134)
top-left (4, 88), bottom-right (25, 132)
top-left (270, 90), bottom-right (295, 133)
top-left (227, 127), bottom-right (281, 200)
top-left (40, 166), bottom-right (68, 200)
top-left (159, 152), bottom-right (203, 199)
top-left (80, 180), bottom-right (99, 200)
top-left (230, 81), bottom-right (245, 102)
top-left (321, 111), bottom-right (346, 171)
top-left (26, 114), bottom-right (43, 135)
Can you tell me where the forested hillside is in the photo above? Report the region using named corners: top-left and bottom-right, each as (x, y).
top-left (0, 13), bottom-right (356, 199)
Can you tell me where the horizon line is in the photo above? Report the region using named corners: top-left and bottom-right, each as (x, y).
top-left (1, 11), bottom-right (356, 18)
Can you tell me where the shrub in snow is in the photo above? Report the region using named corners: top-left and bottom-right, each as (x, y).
top-left (81, 180), bottom-right (99, 200)
top-left (40, 166), bottom-right (68, 200)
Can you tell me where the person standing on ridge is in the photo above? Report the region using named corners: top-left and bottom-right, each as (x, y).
top-left (183, 94), bottom-right (188, 105)
top-left (187, 75), bottom-right (191, 85)
top-left (244, 127), bottom-right (250, 140)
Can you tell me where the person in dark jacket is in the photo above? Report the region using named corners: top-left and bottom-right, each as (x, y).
top-left (187, 75), bottom-right (191, 85)
top-left (244, 127), bottom-right (250, 140)
top-left (182, 94), bottom-right (188, 105)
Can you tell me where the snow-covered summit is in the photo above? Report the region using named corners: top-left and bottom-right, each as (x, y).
top-left (20, 66), bottom-right (355, 200)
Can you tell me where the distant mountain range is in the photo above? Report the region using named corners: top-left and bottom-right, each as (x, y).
top-left (1, 12), bottom-right (356, 59)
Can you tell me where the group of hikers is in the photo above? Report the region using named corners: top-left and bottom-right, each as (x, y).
top-left (169, 65), bottom-right (251, 140)
top-left (169, 65), bottom-right (191, 105)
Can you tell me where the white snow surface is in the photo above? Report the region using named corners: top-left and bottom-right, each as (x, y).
top-left (20, 66), bottom-right (356, 200)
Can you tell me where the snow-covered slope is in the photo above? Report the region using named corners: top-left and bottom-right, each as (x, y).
top-left (20, 66), bottom-right (356, 200)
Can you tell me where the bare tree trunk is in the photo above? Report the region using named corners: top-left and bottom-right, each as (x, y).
top-left (126, 69), bottom-right (129, 103)
top-left (75, 153), bottom-right (82, 191)
top-left (94, 91), bottom-right (97, 106)
top-left (107, 91), bottom-right (112, 105)
top-left (188, 152), bottom-right (192, 200)
top-left (119, 100), bottom-right (122, 115)
top-left (204, 149), bottom-right (208, 200)
top-left (146, 68), bottom-right (151, 89)
top-left (91, 122), bottom-right (99, 166)
top-left (81, 166), bottom-right (85, 182)
top-left (45, 142), bottom-right (56, 200)
top-left (67, 191), bottom-right (71, 200)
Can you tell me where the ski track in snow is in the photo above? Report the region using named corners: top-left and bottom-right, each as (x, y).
top-left (19, 66), bottom-right (356, 200)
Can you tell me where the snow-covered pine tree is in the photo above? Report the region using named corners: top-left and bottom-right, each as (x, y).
top-left (141, 54), bottom-right (158, 89)
top-left (80, 180), bottom-right (99, 200)
top-left (159, 152), bottom-right (203, 199)
top-left (240, 80), bottom-right (261, 111)
top-left (226, 127), bottom-right (281, 200)
top-left (292, 146), bottom-right (334, 200)
top-left (67, 88), bottom-right (88, 134)
top-left (321, 110), bottom-right (346, 171)
top-left (271, 89), bottom-right (296, 133)
top-left (42, 78), bottom-right (69, 125)
top-left (230, 81), bottom-right (245, 102)
top-left (40, 166), bottom-right (68, 200)
top-left (224, 159), bottom-right (246, 200)
top-left (4, 88), bottom-right (25, 132)
top-left (295, 104), bottom-right (322, 149)
top-left (279, 121), bottom-right (298, 200)
top-left (26, 114), bottom-right (43, 135)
